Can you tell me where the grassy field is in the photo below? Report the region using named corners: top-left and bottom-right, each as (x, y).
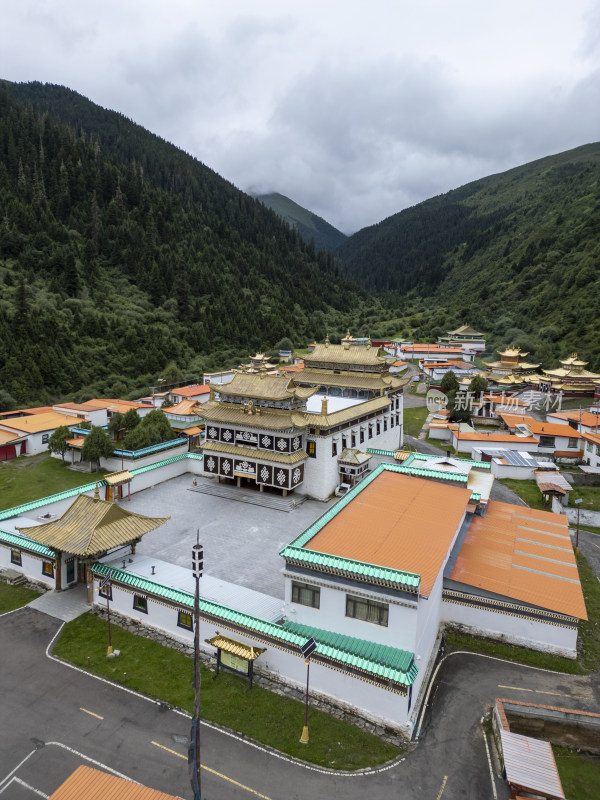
top-left (446, 551), bottom-right (600, 674)
top-left (498, 478), bottom-right (546, 510)
top-left (553, 746), bottom-right (600, 799)
top-left (53, 613), bottom-right (401, 769)
top-left (568, 486), bottom-right (600, 511)
top-left (0, 454), bottom-right (106, 511)
top-left (403, 406), bottom-right (430, 437)
top-left (0, 582), bottom-right (41, 613)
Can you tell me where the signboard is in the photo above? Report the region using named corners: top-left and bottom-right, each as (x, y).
top-left (221, 651), bottom-right (249, 674)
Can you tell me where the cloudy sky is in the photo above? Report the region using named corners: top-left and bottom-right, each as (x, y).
top-left (2, 1), bottom-right (600, 232)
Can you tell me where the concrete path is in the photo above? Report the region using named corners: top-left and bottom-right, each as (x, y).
top-left (28, 584), bottom-right (90, 622)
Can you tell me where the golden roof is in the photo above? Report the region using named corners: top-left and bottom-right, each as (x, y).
top-left (447, 324), bottom-right (483, 336)
top-left (304, 342), bottom-right (383, 366)
top-left (206, 634), bottom-right (266, 661)
top-left (215, 373), bottom-right (317, 401)
top-left (497, 345), bottom-right (528, 357)
top-left (296, 369), bottom-right (408, 392)
top-left (483, 361), bottom-right (540, 372)
top-left (104, 470), bottom-right (134, 485)
top-left (301, 395), bottom-right (392, 427)
top-left (201, 441), bottom-right (308, 464)
top-left (560, 353), bottom-right (588, 367)
top-left (17, 492), bottom-right (168, 557)
top-left (543, 367), bottom-right (600, 380)
top-left (0, 412), bottom-right (82, 434)
top-left (338, 448), bottom-right (373, 465)
top-left (198, 401), bottom-right (308, 430)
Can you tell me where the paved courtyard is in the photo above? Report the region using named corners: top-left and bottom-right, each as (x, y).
top-left (119, 475), bottom-right (336, 599)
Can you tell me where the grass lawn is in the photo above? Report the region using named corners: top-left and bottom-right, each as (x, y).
top-left (568, 486), bottom-right (600, 512)
top-left (446, 551), bottom-right (600, 674)
top-left (0, 454), bottom-right (107, 512)
top-left (53, 614), bottom-right (401, 769)
top-left (498, 479), bottom-right (546, 510)
top-left (0, 582), bottom-right (41, 613)
top-left (403, 406), bottom-right (430, 437)
top-left (553, 746), bottom-right (600, 799)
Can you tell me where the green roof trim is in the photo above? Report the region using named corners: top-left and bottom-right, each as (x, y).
top-left (0, 529), bottom-right (55, 557)
top-left (91, 562), bottom-right (417, 687)
top-left (366, 449), bottom-right (491, 471)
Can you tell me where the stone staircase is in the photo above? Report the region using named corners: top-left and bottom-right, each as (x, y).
top-left (189, 479), bottom-right (306, 512)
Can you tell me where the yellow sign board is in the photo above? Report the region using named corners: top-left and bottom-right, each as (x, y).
top-left (221, 651), bottom-right (249, 674)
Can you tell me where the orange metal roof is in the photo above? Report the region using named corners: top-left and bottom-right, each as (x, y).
top-left (165, 399), bottom-right (198, 415)
top-left (18, 405), bottom-right (55, 414)
top-left (453, 431), bottom-right (538, 443)
top-left (548, 410), bottom-right (600, 429)
top-left (527, 420), bottom-right (582, 438)
top-left (171, 384), bottom-right (210, 397)
top-left (182, 426), bottom-right (203, 435)
top-left (498, 412), bottom-right (533, 427)
top-left (450, 501), bottom-right (587, 619)
top-left (65, 437), bottom-right (85, 446)
top-left (583, 431), bottom-right (600, 446)
top-left (0, 429), bottom-right (25, 444)
top-left (53, 401), bottom-right (103, 412)
top-left (306, 471), bottom-right (471, 596)
top-left (49, 765), bottom-right (179, 799)
top-left (0, 412), bottom-right (81, 434)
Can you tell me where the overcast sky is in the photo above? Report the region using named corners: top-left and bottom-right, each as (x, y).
top-left (2, 1), bottom-right (600, 233)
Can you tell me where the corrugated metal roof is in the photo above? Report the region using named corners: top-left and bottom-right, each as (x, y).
top-left (450, 501), bottom-right (587, 619)
top-left (104, 471), bottom-right (134, 485)
top-left (17, 494), bottom-right (169, 557)
top-left (91, 563), bottom-right (418, 686)
top-left (48, 765), bottom-right (179, 799)
top-left (0, 528), bottom-right (55, 557)
top-left (500, 729), bottom-right (564, 799)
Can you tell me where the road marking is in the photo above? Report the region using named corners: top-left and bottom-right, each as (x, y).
top-left (498, 684), bottom-right (533, 692)
top-left (151, 741), bottom-right (273, 799)
top-left (1, 777), bottom-right (49, 797)
top-left (482, 725), bottom-right (498, 800)
top-left (435, 775), bottom-right (448, 800)
top-left (80, 707), bottom-right (104, 720)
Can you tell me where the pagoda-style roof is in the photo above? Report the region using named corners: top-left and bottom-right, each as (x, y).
top-left (214, 373), bottom-right (317, 402)
top-left (198, 402), bottom-right (308, 430)
top-left (560, 353), bottom-right (588, 368)
top-left (497, 345), bottom-right (528, 358)
top-left (447, 324), bottom-right (483, 336)
top-left (296, 370), bottom-right (408, 392)
top-left (338, 448), bottom-right (373, 466)
top-left (201, 441), bottom-right (308, 465)
top-left (483, 360), bottom-right (540, 371)
top-left (16, 491), bottom-right (168, 557)
top-left (206, 634), bottom-right (265, 661)
top-left (304, 340), bottom-right (385, 367)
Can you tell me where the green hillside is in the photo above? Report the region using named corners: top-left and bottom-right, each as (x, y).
top-left (335, 144), bottom-right (600, 369)
top-left (256, 192), bottom-right (347, 252)
top-left (0, 81), bottom-right (367, 408)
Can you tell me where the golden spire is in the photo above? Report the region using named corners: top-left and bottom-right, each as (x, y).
top-left (93, 483), bottom-right (100, 502)
top-left (325, 334), bottom-right (330, 347)
top-left (321, 396), bottom-right (328, 415)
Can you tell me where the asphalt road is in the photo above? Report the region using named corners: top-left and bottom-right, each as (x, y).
top-left (1, 607), bottom-right (598, 800)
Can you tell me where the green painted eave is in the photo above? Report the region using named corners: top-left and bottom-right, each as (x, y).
top-left (0, 529), bottom-right (55, 557)
top-left (91, 562), bottom-right (417, 686)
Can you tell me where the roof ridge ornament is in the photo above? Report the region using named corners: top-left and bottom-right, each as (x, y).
top-left (93, 482), bottom-right (100, 502)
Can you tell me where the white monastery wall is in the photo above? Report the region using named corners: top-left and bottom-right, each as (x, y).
top-left (441, 598), bottom-right (578, 657)
top-left (0, 545), bottom-right (56, 588)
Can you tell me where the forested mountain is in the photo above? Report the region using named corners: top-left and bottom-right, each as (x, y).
top-left (0, 81), bottom-right (366, 408)
top-left (255, 192), bottom-right (347, 252)
top-left (335, 144), bottom-right (600, 369)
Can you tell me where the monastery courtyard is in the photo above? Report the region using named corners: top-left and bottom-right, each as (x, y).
top-left (123, 473), bottom-right (338, 599)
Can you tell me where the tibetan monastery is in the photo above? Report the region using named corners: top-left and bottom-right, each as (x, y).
top-left (482, 346), bottom-right (541, 388)
top-left (437, 323), bottom-right (486, 352)
top-left (200, 336), bottom-right (409, 500)
top-left (539, 354), bottom-right (600, 397)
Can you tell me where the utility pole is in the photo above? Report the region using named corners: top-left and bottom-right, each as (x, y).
top-left (189, 533), bottom-right (203, 800)
top-left (575, 497), bottom-right (583, 550)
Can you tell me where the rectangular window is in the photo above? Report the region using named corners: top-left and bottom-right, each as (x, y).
top-left (292, 581), bottom-right (320, 609)
top-left (390, 416), bottom-right (394, 428)
top-left (383, 419), bottom-right (387, 432)
top-left (98, 583), bottom-right (112, 600)
top-left (596, 445), bottom-right (600, 457)
top-left (307, 441), bottom-right (316, 458)
top-left (568, 437), bottom-right (578, 449)
top-left (42, 561), bottom-right (54, 578)
top-left (360, 430), bottom-right (365, 443)
top-left (346, 594), bottom-right (388, 626)
top-left (11, 550), bottom-right (22, 566)
top-left (587, 441), bottom-right (593, 452)
top-left (376, 422), bottom-right (381, 435)
top-left (539, 435), bottom-right (555, 448)
top-left (177, 610), bottom-right (193, 631)
top-left (133, 595), bottom-right (148, 614)
top-left (368, 426), bottom-right (373, 439)
top-left (351, 434), bottom-right (356, 447)
top-left (342, 437), bottom-right (347, 449)
top-left (42, 434), bottom-right (49, 445)
top-left (332, 441), bottom-right (337, 457)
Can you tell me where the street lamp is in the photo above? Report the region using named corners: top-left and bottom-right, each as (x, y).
top-left (189, 533), bottom-right (203, 800)
top-left (575, 497), bottom-right (583, 550)
top-left (99, 574), bottom-right (112, 657)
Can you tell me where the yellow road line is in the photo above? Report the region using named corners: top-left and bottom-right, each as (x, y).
top-left (151, 741), bottom-right (273, 799)
top-left (79, 707), bottom-right (104, 720)
top-left (435, 775), bottom-right (448, 800)
top-left (497, 685), bottom-right (533, 692)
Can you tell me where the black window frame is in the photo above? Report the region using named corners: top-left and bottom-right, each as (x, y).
top-left (345, 594), bottom-right (388, 627)
top-left (98, 583), bottom-right (113, 601)
top-left (307, 440), bottom-right (317, 458)
top-left (177, 610), bottom-right (193, 631)
top-left (291, 580), bottom-right (321, 609)
top-left (10, 549), bottom-right (22, 566)
top-left (133, 594), bottom-right (148, 614)
top-left (42, 561), bottom-right (54, 578)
